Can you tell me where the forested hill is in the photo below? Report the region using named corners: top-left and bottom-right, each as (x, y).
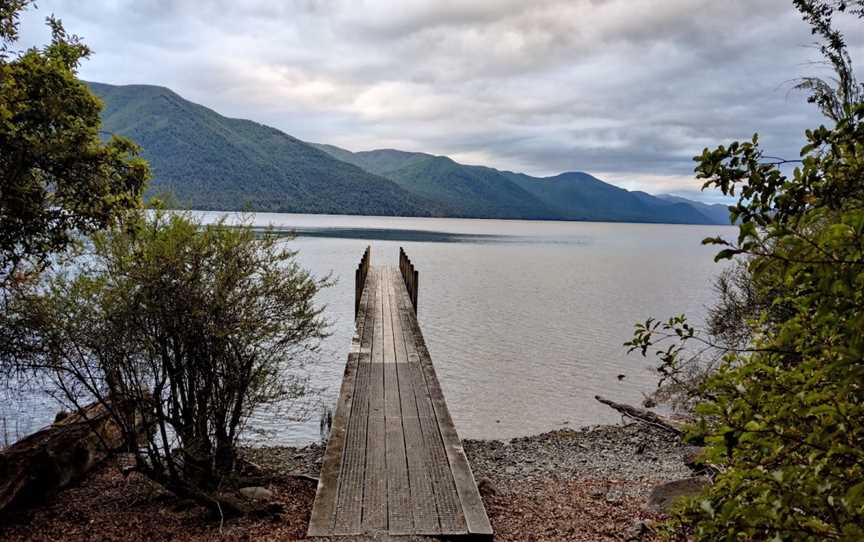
top-left (89, 82), bottom-right (432, 215)
top-left (312, 144), bottom-right (730, 224)
top-left (90, 81), bottom-right (729, 224)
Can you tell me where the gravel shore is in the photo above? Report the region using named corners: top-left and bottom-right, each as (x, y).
top-left (2, 423), bottom-right (692, 542)
top-left (465, 423), bottom-right (692, 482)
top-left (243, 422), bottom-right (692, 484)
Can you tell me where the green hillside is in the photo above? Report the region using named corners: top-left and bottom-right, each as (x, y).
top-left (310, 145), bottom-right (433, 176)
top-left (507, 171), bottom-right (715, 224)
top-left (653, 194), bottom-right (732, 224)
top-left (317, 146), bottom-right (726, 224)
top-left (379, 156), bottom-right (554, 219)
top-left (90, 81), bottom-right (729, 224)
top-left (90, 82), bottom-right (430, 215)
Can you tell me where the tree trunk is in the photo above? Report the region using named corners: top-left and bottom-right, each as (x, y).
top-left (0, 400), bottom-right (135, 513)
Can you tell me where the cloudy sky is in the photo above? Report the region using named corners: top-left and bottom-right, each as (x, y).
top-left (16, 0), bottom-right (864, 201)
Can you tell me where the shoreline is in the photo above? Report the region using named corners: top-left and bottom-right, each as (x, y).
top-left (1, 422), bottom-right (692, 541)
top-left (243, 422), bottom-right (693, 484)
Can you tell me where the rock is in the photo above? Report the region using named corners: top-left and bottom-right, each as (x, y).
top-left (477, 478), bottom-right (497, 497)
top-left (605, 487), bottom-right (624, 504)
top-left (625, 519), bottom-right (649, 541)
top-left (683, 446), bottom-right (707, 470)
top-left (646, 477), bottom-right (709, 513)
top-left (504, 466), bottom-right (516, 475)
top-left (238, 486), bottom-right (273, 502)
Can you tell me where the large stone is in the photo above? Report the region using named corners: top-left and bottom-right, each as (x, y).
top-left (683, 446), bottom-right (709, 471)
top-left (476, 477), bottom-right (497, 497)
top-left (646, 477), bottom-right (709, 513)
top-left (625, 519), bottom-right (650, 541)
top-left (238, 486), bottom-right (273, 502)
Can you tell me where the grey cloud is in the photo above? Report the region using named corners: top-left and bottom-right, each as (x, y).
top-left (16, 0), bottom-right (864, 201)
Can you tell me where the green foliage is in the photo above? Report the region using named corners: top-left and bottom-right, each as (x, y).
top-left (0, 6), bottom-right (149, 279)
top-left (793, 0), bottom-right (864, 122)
top-left (629, 92), bottom-right (864, 542)
top-left (633, 112), bottom-right (864, 541)
top-left (3, 210), bottom-right (330, 503)
top-left (626, 4), bottom-right (864, 538)
top-left (0, 1), bottom-right (30, 53)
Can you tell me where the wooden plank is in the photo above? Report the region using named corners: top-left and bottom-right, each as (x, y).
top-left (388, 270), bottom-right (441, 535)
top-left (393, 275), bottom-right (467, 535)
top-left (382, 269), bottom-right (413, 534)
top-left (397, 275), bottom-right (493, 536)
top-left (331, 269), bottom-right (378, 535)
top-left (361, 273), bottom-right (387, 531)
top-left (308, 266), bottom-right (376, 536)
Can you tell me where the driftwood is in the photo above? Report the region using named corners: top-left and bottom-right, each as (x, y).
top-left (0, 401), bottom-right (130, 513)
top-left (594, 395), bottom-right (683, 436)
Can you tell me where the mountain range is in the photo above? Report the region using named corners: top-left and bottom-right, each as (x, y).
top-left (89, 82), bottom-right (731, 225)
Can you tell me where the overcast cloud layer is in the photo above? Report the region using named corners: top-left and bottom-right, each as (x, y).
top-left (16, 1), bottom-right (864, 202)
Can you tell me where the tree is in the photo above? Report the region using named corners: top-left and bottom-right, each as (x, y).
top-left (1, 1), bottom-right (149, 283)
top-left (2, 210), bottom-right (331, 512)
top-left (627, 3), bottom-right (864, 540)
top-left (793, 0), bottom-right (864, 123)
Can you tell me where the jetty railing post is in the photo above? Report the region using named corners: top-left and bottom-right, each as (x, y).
top-left (412, 269), bottom-right (419, 314)
top-left (397, 247), bottom-right (419, 315)
top-left (355, 245), bottom-right (371, 319)
top-left (354, 267), bottom-right (360, 318)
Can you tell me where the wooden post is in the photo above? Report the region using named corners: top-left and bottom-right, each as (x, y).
top-left (412, 269), bottom-right (419, 314)
top-left (355, 246), bottom-right (371, 319)
top-left (397, 248), bottom-right (419, 315)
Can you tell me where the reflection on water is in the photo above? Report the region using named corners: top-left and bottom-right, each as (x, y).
top-left (1, 212), bottom-right (735, 446)
top-left (260, 226), bottom-right (511, 244)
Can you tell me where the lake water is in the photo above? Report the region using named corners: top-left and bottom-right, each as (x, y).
top-left (1, 213), bottom-right (736, 447)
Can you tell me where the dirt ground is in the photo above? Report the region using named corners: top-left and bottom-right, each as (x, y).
top-left (0, 459), bottom-right (665, 541)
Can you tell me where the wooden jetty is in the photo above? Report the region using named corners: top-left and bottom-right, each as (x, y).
top-left (308, 248), bottom-right (492, 538)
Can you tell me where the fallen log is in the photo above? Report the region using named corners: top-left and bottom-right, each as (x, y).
top-left (594, 395), bottom-right (683, 436)
top-left (0, 400), bottom-right (131, 513)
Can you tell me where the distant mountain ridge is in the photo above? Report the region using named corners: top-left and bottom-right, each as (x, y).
top-left (312, 144), bottom-right (730, 224)
top-left (90, 81), bottom-right (731, 224)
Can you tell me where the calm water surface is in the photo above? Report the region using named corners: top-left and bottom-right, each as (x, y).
top-left (1, 213), bottom-right (735, 446)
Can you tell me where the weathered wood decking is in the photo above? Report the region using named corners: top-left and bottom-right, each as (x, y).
top-left (308, 251), bottom-right (492, 538)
